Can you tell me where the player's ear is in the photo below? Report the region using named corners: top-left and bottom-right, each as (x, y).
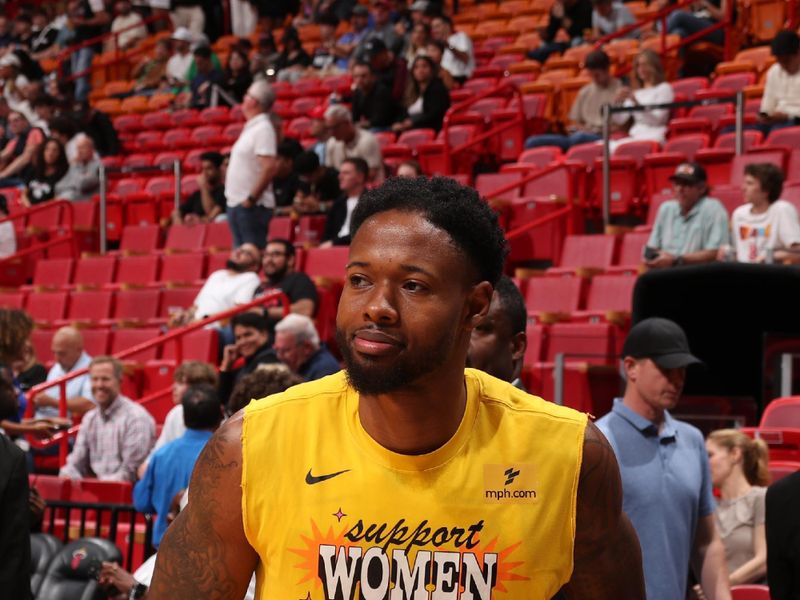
top-left (464, 281), bottom-right (493, 331)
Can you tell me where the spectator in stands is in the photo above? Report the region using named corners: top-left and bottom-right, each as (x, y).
top-left (396, 159), bottom-right (422, 177)
top-left (11, 340), bottom-right (46, 393)
top-left (21, 137), bottom-right (69, 206)
top-left (131, 38), bottom-right (171, 94)
top-left (646, 162), bottom-right (729, 269)
top-left (254, 238), bottom-right (319, 327)
top-left (0, 110), bottom-right (43, 187)
top-left (322, 157), bottom-right (368, 246)
top-left (611, 49), bottom-right (674, 150)
top-left (187, 45), bottom-right (223, 109)
top-left (11, 13), bottom-right (35, 49)
top-left (0, 53), bottom-right (33, 120)
top-left (590, 0), bottom-right (637, 40)
top-left (30, 9), bottom-right (60, 57)
top-left (311, 13), bottom-right (341, 73)
top-left (226, 363), bottom-right (303, 415)
top-left (324, 104), bottom-right (385, 182)
top-left (273, 139), bottom-right (303, 214)
top-left (59, 356), bottom-right (156, 482)
top-left (47, 115), bottom-right (80, 162)
top-left (135, 383), bottom-right (221, 547)
top-left (274, 26), bottom-right (312, 82)
top-left (424, 38), bottom-right (456, 89)
top-left (350, 61), bottom-right (399, 131)
top-left (362, 38), bottom-right (408, 105)
top-left (138, 361), bottom-right (218, 478)
top-left (759, 30), bottom-right (800, 133)
top-left (71, 100), bottom-right (121, 157)
top-left (32, 326), bottom-right (95, 419)
top-left (659, 0), bottom-right (727, 46)
top-left (362, 0), bottom-right (403, 56)
top-left (705, 429), bottom-right (768, 586)
top-left (230, 0), bottom-right (257, 37)
top-left (166, 27), bottom-right (195, 87)
top-left (334, 5), bottom-right (372, 70)
top-left (177, 151), bottom-right (226, 224)
top-left (55, 133), bottom-right (101, 202)
top-left (721, 163), bottom-right (800, 264)
top-left (0, 194), bottom-right (14, 258)
top-left (467, 276), bottom-right (528, 390)
top-left (274, 314), bottom-right (340, 381)
top-left (109, 0), bottom-right (147, 51)
top-left (169, 243), bottom-right (263, 327)
top-left (392, 54), bottom-right (451, 133)
top-left (430, 14), bottom-right (474, 84)
top-left (767, 471), bottom-right (800, 600)
top-left (526, 50), bottom-right (621, 150)
top-left (307, 105), bottom-right (330, 166)
top-left (222, 47), bottom-right (252, 103)
top-left (251, 33), bottom-right (280, 77)
top-left (596, 318), bottom-right (730, 600)
top-left (528, 0), bottom-right (592, 63)
top-left (294, 150), bottom-right (341, 208)
top-left (225, 80), bottom-right (278, 249)
top-left (404, 22), bottom-right (430, 67)
top-left (30, 95), bottom-right (56, 134)
top-left (67, 0), bottom-right (110, 102)
top-left (171, 0), bottom-right (205, 36)
top-left (219, 312), bottom-right (280, 405)
top-left (0, 17), bottom-right (12, 48)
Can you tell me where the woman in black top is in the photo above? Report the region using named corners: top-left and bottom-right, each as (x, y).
top-left (392, 54), bottom-right (451, 133)
top-left (218, 312), bottom-right (279, 406)
top-left (274, 26), bottom-right (311, 79)
top-left (222, 48), bottom-right (253, 103)
top-left (22, 137), bottom-right (68, 206)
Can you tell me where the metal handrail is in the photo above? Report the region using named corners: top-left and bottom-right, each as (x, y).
top-left (25, 289), bottom-right (290, 466)
top-left (0, 199), bottom-right (78, 265)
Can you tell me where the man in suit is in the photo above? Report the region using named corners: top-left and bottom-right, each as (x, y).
top-left (320, 157), bottom-right (368, 247)
top-left (766, 471), bottom-right (800, 599)
top-left (467, 275), bottom-right (528, 389)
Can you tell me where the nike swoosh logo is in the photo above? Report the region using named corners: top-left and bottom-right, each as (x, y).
top-left (305, 468), bottom-right (350, 485)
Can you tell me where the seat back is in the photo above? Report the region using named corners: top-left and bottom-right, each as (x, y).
top-left (32, 258), bottom-right (74, 289)
top-left (164, 223), bottom-right (206, 252)
top-left (115, 255), bottom-right (159, 287)
top-left (113, 289), bottom-right (161, 322)
top-left (546, 322), bottom-right (615, 364)
top-left (35, 537), bottom-right (122, 600)
top-left (761, 396), bottom-right (800, 428)
top-left (73, 256), bottom-right (116, 288)
top-left (27, 291), bottom-right (69, 323)
top-left (730, 585), bottom-right (771, 600)
top-left (30, 533), bottom-right (63, 597)
top-left (119, 225), bottom-right (160, 254)
top-left (67, 290), bottom-right (114, 321)
top-left (524, 277), bottom-right (583, 314)
top-left (585, 274), bottom-right (637, 312)
top-left (617, 232), bottom-right (650, 266)
top-left (303, 247), bottom-right (350, 281)
top-left (558, 234), bottom-right (617, 269)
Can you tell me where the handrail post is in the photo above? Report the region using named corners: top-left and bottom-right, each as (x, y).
top-left (58, 380), bottom-right (68, 466)
top-left (173, 160), bottom-right (181, 219)
top-left (99, 163), bottom-right (108, 254)
top-left (734, 90), bottom-right (744, 156)
top-left (601, 103), bottom-right (611, 228)
top-left (554, 353), bottom-right (565, 405)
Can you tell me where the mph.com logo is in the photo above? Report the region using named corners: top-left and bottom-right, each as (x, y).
top-left (483, 464), bottom-right (538, 504)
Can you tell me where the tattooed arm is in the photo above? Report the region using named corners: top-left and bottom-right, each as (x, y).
top-left (560, 422), bottom-right (645, 599)
top-left (148, 412), bottom-right (258, 599)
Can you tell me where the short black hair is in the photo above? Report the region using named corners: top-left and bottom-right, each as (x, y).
top-left (277, 138), bottom-right (303, 160)
top-left (181, 383), bottom-right (222, 430)
top-left (266, 238), bottom-right (295, 257)
top-left (350, 177), bottom-right (508, 285)
top-left (31, 95), bottom-right (55, 109)
top-left (231, 311), bottom-right (269, 332)
top-left (193, 45), bottom-right (212, 59)
top-left (772, 30), bottom-right (800, 57)
top-left (434, 14), bottom-right (453, 27)
top-left (48, 116), bottom-right (77, 138)
top-left (585, 49), bottom-right (611, 71)
top-left (494, 276), bottom-right (526, 335)
top-left (744, 162), bottom-right (784, 203)
top-left (0, 194), bottom-right (7, 216)
top-left (294, 151), bottom-right (320, 176)
top-left (200, 151), bottom-right (223, 168)
top-left (342, 157), bottom-right (369, 179)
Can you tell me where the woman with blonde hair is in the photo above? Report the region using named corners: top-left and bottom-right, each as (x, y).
top-left (611, 48), bottom-right (674, 150)
top-left (705, 428), bottom-right (769, 585)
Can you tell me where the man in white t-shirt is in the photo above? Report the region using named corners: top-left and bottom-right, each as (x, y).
top-left (759, 30), bottom-right (800, 134)
top-left (109, 0), bottom-right (147, 50)
top-left (723, 163), bottom-right (800, 264)
top-left (430, 14), bottom-right (474, 83)
top-left (169, 243), bottom-right (262, 327)
top-left (165, 27), bottom-right (194, 86)
top-left (324, 104), bottom-right (385, 182)
top-left (224, 80), bottom-right (278, 249)
top-left (32, 327), bottom-right (95, 419)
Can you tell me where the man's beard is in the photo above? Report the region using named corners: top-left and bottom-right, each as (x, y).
top-left (226, 259), bottom-right (250, 273)
top-left (334, 321), bottom-right (460, 395)
top-left (266, 264), bottom-right (287, 284)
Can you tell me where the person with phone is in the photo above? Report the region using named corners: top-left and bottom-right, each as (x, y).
top-left (759, 31), bottom-right (800, 134)
top-left (645, 162), bottom-right (729, 269)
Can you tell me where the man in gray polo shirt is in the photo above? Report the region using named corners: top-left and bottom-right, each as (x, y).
top-left (646, 162), bottom-right (729, 269)
top-left (596, 318), bottom-right (730, 600)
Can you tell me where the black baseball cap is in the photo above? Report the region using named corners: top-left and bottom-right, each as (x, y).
top-left (669, 162), bottom-right (707, 185)
top-left (363, 38), bottom-right (388, 57)
top-left (622, 318), bottom-right (703, 369)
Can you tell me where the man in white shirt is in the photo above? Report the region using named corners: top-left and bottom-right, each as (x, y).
top-left (759, 30), bottom-right (800, 133)
top-left (169, 243), bottom-right (263, 327)
top-left (109, 0), bottom-right (147, 50)
top-left (324, 104), bottom-right (385, 182)
top-left (321, 157), bottom-right (368, 247)
top-left (430, 14), bottom-right (474, 83)
top-left (32, 327), bottom-right (95, 419)
top-left (165, 27), bottom-right (194, 87)
top-left (224, 80), bottom-right (277, 249)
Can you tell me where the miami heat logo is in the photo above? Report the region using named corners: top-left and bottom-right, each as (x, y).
top-left (71, 548), bottom-right (88, 571)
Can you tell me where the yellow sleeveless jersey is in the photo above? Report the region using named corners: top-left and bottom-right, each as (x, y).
top-left (241, 369), bottom-right (587, 599)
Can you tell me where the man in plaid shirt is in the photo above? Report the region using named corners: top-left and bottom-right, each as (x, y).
top-left (60, 356), bottom-right (155, 482)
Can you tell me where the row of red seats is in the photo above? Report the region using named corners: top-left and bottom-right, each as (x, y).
top-left (742, 396), bottom-right (800, 463)
top-left (112, 105), bottom-right (244, 134)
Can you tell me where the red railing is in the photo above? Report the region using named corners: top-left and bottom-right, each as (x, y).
top-left (442, 82), bottom-right (525, 174)
top-left (25, 290), bottom-right (289, 466)
top-left (594, 0), bottom-right (737, 66)
top-left (0, 199), bottom-right (78, 265)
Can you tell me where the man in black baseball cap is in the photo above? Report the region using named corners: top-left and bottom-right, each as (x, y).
top-left (597, 317), bottom-right (729, 600)
top-left (359, 36), bottom-right (407, 103)
top-left (644, 161), bottom-right (729, 269)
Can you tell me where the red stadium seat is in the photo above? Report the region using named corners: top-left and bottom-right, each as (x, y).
top-left (670, 77), bottom-right (709, 100)
top-left (470, 97), bottom-right (507, 119)
top-left (170, 109), bottom-right (201, 128)
top-left (614, 140), bottom-right (661, 166)
top-left (575, 274), bottom-right (637, 321)
top-left (72, 256), bottom-right (116, 289)
top-left (27, 258), bottom-right (74, 289)
top-left (159, 253), bottom-right (206, 285)
top-left (663, 134), bottom-right (710, 160)
top-left (505, 197), bottom-right (573, 264)
top-left (111, 328), bottom-right (161, 362)
top-left (114, 255), bottom-right (160, 288)
top-left (524, 276), bottom-right (584, 318)
top-left (159, 287), bottom-right (200, 318)
top-left (730, 585), bottom-right (770, 600)
top-left (153, 151), bottom-right (185, 169)
top-left (140, 111), bottom-right (172, 130)
top-left (267, 217), bottom-right (294, 242)
top-left (0, 291), bottom-right (26, 309)
top-left (714, 130), bottom-right (763, 151)
top-left (711, 72), bottom-right (756, 92)
top-left (517, 146), bottom-right (563, 168)
top-left (191, 125), bottom-right (224, 146)
top-left (608, 231), bottom-right (650, 274)
top-left (205, 221), bottom-right (233, 250)
top-left (26, 291), bottom-right (68, 323)
top-left (118, 224), bottom-right (161, 254)
top-left (162, 128), bottom-right (193, 149)
top-left (163, 223), bottom-right (206, 253)
top-left (742, 396), bottom-right (800, 461)
top-left (303, 247), bottom-right (350, 281)
top-left (475, 172), bottom-right (522, 199)
top-left (161, 328), bottom-right (219, 363)
top-left (695, 148), bottom-right (735, 188)
top-left (643, 152), bottom-right (685, 200)
top-left (729, 150), bottom-right (788, 186)
top-left (591, 157), bottom-right (640, 217)
top-left (667, 117), bottom-right (713, 138)
top-left (64, 290), bottom-right (114, 323)
top-left (295, 215), bottom-right (327, 246)
top-left (687, 104), bottom-right (731, 129)
top-left (548, 234), bottom-right (617, 275)
top-left (110, 289), bottom-right (161, 324)
top-left (768, 460), bottom-right (800, 484)
top-left (764, 126), bottom-right (800, 149)
top-left (397, 129), bottom-right (437, 152)
top-left (81, 328), bottom-right (112, 356)
top-left (523, 323), bottom-right (546, 366)
top-left (565, 142), bottom-right (604, 167)
top-left (121, 154), bottom-right (153, 170)
top-left (545, 322), bottom-right (616, 365)
top-left (199, 106), bottom-right (231, 124)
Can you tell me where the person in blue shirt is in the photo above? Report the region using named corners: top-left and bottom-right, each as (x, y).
top-left (134, 383), bottom-right (222, 547)
top-left (596, 318), bottom-right (731, 600)
top-left (273, 314), bottom-right (340, 382)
